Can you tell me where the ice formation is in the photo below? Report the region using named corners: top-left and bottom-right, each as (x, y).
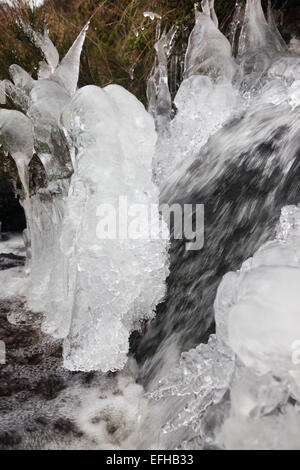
top-left (143, 0), bottom-right (300, 450)
top-left (0, 22), bottom-right (169, 372)
top-left (1, 0), bottom-right (300, 451)
top-left (151, 0), bottom-right (240, 186)
top-left (143, 12), bottom-right (162, 21)
top-left (220, 206), bottom-right (300, 449)
top-left (148, 206), bottom-right (300, 450)
top-left (60, 84), bottom-right (169, 371)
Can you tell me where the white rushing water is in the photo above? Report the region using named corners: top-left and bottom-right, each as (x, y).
top-left (0, 0), bottom-right (300, 450)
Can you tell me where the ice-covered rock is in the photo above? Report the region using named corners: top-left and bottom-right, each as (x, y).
top-left (59, 84), bottom-right (169, 371)
top-left (152, 1), bottom-right (239, 186)
top-left (147, 25), bottom-right (177, 133)
top-left (237, 0), bottom-right (287, 90)
top-left (216, 205), bottom-right (300, 375)
top-left (238, 0), bottom-right (286, 57)
top-left (52, 23), bottom-right (89, 96)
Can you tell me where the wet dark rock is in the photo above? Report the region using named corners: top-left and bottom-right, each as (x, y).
top-left (0, 253), bottom-right (25, 270)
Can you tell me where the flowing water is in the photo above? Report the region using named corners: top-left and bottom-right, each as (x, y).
top-left (0, 0), bottom-right (300, 450)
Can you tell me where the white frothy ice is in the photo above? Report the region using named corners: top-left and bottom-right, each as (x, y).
top-left (0, 23), bottom-right (169, 373)
top-left (59, 84), bottom-right (169, 372)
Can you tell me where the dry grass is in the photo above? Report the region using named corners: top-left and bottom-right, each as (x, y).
top-left (0, 0), bottom-right (240, 103)
top-left (0, 0), bottom-right (293, 103)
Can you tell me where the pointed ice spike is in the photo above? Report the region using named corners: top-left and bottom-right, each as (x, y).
top-left (9, 65), bottom-right (35, 94)
top-left (42, 26), bottom-right (60, 70)
top-left (147, 25), bottom-right (177, 130)
top-left (20, 21), bottom-right (59, 71)
top-left (52, 23), bottom-right (89, 96)
top-left (267, 0), bottom-right (287, 52)
top-left (201, 0), bottom-right (210, 17)
top-left (209, 0), bottom-right (218, 28)
top-left (184, 3), bottom-right (234, 81)
top-left (228, 0), bottom-right (244, 56)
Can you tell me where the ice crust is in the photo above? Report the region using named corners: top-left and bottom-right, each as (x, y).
top-left (151, 1), bottom-right (239, 185)
top-left (146, 0), bottom-right (300, 450)
top-left (0, 25), bottom-right (169, 372)
top-left (220, 209), bottom-right (300, 449)
top-left (149, 206), bottom-right (300, 450)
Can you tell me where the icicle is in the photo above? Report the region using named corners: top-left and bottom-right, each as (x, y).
top-left (236, 0), bottom-right (288, 90)
top-left (20, 22), bottom-right (59, 73)
top-left (52, 23), bottom-right (89, 96)
top-left (19, 20), bottom-right (88, 95)
top-left (228, 0), bottom-right (245, 57)
top-left (184, 2), bottom-right (235, 82)
top-left (129, 65), bottom-right (135, 80)
top-left (170, 54), bottom-right (178, 98)
top-left (27, 78), bottom-right (73, 181)
top-left (238, 0), bottom-right (286, 57)
top-left (147, 70), bottom-right (159, 119)
top-left (154, 33), bottom-right (173, 130)
top-left (147, 25), bottom-right (178, 131)
top-left (201, 0), bottom-right (210, 17)
top-left (0, 109), bottom-right (35, 275)
top-left (202, 0), bottom-right (218, 27)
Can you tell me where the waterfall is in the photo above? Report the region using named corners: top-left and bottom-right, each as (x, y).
top-left (134, 0), bottom-right (300, 450)
top-left (0, 0), bottom-right (300, 450)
